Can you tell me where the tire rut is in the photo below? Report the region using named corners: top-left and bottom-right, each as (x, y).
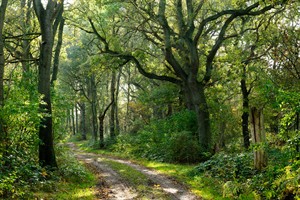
top-left (68, 143), bottom-right (201, 200)
top-left (76, 153), bottom-right (138, 200)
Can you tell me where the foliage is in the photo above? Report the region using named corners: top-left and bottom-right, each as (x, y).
top-left (250, 148), bottom-right (300, 199)
top-left (195, 152), bottom-right (255, 181)
top-left (111, 110), bottom-right (207, 163)
top-left (56, 146), bottom-right (91, 182)
top-left (34, 146), bottom-right (97, 200)
top-left (0, 72), bottom-right (41, 199)
top-left (194, 146), bottom-right (300, 199)
top-left (0, 153), bottom-right (40, 199)
top-left (52, 82), bottom-right (74, 141)
top-left (0, 127), bottom-right (94, 199)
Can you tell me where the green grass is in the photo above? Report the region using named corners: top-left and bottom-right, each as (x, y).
top-left (71, 137), bottom-right (130, 159)
top-left (140, 161), bottom-right (222, 199)
top-left (103, 159), bottom-right (170, 199)
top-left (34, 143), bottom-right (97, 200)
top-left (34, 173), bottom-right (96, 200)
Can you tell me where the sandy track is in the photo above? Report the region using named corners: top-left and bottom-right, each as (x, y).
top-left (68, 143), bottom-right (201, 200)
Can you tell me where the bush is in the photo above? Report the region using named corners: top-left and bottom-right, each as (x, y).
top-left (57, 147), bottom-right (90, 183)
top-left (0, 144), bottom-right (93, 199)
top-left (194, 146), bottom-right (300, 199)
top-left (111, 110), bottom-right (204, 163)
top-left (168, 131), bottom-right (202, 163)
top-left (0, 149), bottom-right (41, 199)
top-left (250, 159), bottom-right (300, 199)
top-left (195, 152), bottom-right (254, 181)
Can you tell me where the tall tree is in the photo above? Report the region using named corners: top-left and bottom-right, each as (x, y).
top-left (0, 0), bottom-right (8, 136)
top-left (51, 4), bottom-right (64, 85)
top-left (99, 100), bottom-right (114, 148)
top-left (110, 69), bottom-right (116, 139)
top-left (85, 0), bottom-right (280, 151)
top-left (78, 102), bottom-right (87, 140)
top-left (90, 73), bottom-right (98, 141)
top-left (33, 0), bottom-right (64, 168)
top-left (250, 107), bottom-right (267, 170)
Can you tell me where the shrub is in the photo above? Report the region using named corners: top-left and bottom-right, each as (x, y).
top-left (195, 152), bottom-right (254, 181)
top-left (168, 131), bottom-right (202, 163)
top-left (57, 148), bottom-right (89, 183)
top-left (0, 149), bottom-right (41, 199)
top-left (111, 110), bottom-right (203, 163)
top-left (251, 159), bottom-right (300, 199)
top-left (194, 146), bottom-right (300, 199)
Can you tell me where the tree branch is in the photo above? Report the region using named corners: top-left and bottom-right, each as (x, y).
top-left (194, 2), bottom-right (274, 44)
top-left (122, 54), bottom-right (182, 85)
top-left (33, 0), bottom-right (45, 22)
top-left (88, 18), bottom-right (110, 51)
top-left (202, 2), bottom-right (275, 84)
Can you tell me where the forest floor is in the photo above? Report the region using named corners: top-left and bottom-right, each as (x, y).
top-left (68, 143), bottom-right (201, 200)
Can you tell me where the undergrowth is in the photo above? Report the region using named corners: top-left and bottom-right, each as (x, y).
top-left (109, 110), bottom-right (210, 163)
top-left (0, 144), bottom-right (96, 199)
top-left (194, 146), bottom-right (300, 199)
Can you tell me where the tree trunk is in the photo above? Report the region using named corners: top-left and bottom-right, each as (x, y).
top-left (296, 112), bottom-right (299, 152)
top-left (115, 68), bottom-right (121, 134)
top-left (34, 0), bottom-right (63, 168)
top-left (99, 101), bottom-right (114, 148)
top-left (67, 109), bottom-right (71, 133)
top-left (51, 17), bottom-right (64, 85)
top-left (0, 0), bottom-right (8, 141)
top-left (99, 115), bottom-right (105, 148)
top-left (166, 103), bottom-right (173, 116)
top-left (110, 70), bottom-right (116, 139)
top-left (241, 76), bottom-right (250, 149)
top-left (184, 80), bottom-right (211, 151)
top-left (75, 103), bottom-right (79, 135)
top-left (214, 121), bottom-right (226, 153)
top-left (125, 67), bottom-right (131, 132)
top-left (90, 74), bottom-right (98, 141)
top-left (80, 103), bottom-right (87, 140)
top-left (250, 107), bottom-right (267, 170)
top-left (71, 106), bottom-right (75, 135)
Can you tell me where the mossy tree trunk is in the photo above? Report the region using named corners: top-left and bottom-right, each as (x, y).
top-left (110, 70), bottom-right (116, 139)
top-left (250, 107), bottom-right (267, 170)
top-left (99, 101), bottom-right (114, 148)
top-left (0, 0), bottom-right (8, 146)
top-left (33, 0), bottom-right (64, 168)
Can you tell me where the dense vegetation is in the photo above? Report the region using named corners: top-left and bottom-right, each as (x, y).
top-left (0, 0), bottom-right (299, 199)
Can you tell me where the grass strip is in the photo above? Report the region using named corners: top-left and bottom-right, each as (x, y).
top-left (103, 159), bottom-right (171, 199)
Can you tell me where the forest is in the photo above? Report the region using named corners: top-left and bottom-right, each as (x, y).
top-left (0, 0), bottom-right (299, 199)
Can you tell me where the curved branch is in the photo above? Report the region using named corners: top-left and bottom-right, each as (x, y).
top-left (99, 100), bottom-right (114, 119)
top-left (88, 18), bottom-right (109, 51)
top-left (203, 14), bottom-right (236, 84)
top-left (125, 54), bottom-right (182, 85)
top-left (194, 2), bottom-right (275, 44)
top-left (202, 2), bottom-right (275, 84)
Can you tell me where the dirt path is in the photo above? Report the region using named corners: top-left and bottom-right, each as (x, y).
top-left (68, 143), bottom-right (201, 200)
